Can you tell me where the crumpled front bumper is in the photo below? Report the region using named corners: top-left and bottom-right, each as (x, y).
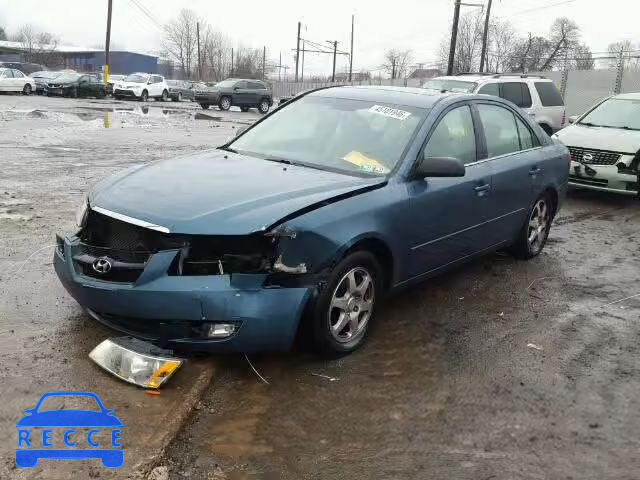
top-left (54, 235), bottom-right (312, 352)
top-left (569, 162), bottom-right (638, 195)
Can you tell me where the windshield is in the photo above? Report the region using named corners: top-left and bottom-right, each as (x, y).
top-left (124, 74), bottom-right (148, 83)
top-left (579, 98), bottom-right (640, 130)
top-left (215, 80), bottom-right (237, 88)
top-left (229, 95), bottom-right (427, 176)
top-left (32, 71), bottom-right (58, 79)
top-left (55, 73), bottom-right (80, 83)
top-left (422, 79), bottom-right (476, 93)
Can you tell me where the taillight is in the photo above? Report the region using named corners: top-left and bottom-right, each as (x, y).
top-left (561, 110), bottom-right (566, 126)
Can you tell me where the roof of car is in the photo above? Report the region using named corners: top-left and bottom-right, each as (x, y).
top-left (309, 85), bottom-right (458, 108)
top-left (614, 92), bottom-right (640, 100)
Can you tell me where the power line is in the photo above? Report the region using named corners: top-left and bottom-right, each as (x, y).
top-left (500, 0), bottom-right (577, 18)
top-left (128, 0), bottom-right (163, 30)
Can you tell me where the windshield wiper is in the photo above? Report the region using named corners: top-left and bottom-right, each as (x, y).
top-left (263, 157), bottom-right (293, 165)
top-left (578, 121), bottom-right (602, 127)
top-left (619, 125), bottom-right (640, 131)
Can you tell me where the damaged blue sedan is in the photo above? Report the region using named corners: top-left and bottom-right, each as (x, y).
top-left (54, 86), bottom-right (569, 355)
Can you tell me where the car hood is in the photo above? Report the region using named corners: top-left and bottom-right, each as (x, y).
top-left (555, 124), bottom-right (640, 154)
top-left (16, 410), bottom-right (123, 427)
top-left (90, 150), bottom-right (386, 235)
top-left (118, 82), bottom-right (146, 89)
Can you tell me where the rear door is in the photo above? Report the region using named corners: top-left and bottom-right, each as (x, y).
top-left (0, 69), bottom-right (12, 91)
top-left (406, 103), bottom-right (495, 278)
top-left (12, 69), bottom-right (26, 91)
top-left (531, 81), bottom-right (565, 132)
top-left (474, 101), bottom-right (541, 244)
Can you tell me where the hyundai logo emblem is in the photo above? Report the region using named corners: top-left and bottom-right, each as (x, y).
top-left (92, 257), bottom-right (112, 275)
top-left (582, 153), bottom-right (593, 162)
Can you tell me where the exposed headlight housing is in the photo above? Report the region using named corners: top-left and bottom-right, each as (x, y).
top-left (89, 337), bottom-right (183, 389)
top-left (75, 194), bottom-right (89, 228)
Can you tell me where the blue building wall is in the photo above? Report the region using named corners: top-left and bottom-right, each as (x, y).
top-left (63, 51), bottom-right (157, 75)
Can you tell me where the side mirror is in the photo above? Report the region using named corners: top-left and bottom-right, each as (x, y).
top-left (568, 115), bottom-right (578, 124)
top-left (412, 156), bottom-right (465, 179)
top-left (233, 86), bottom-right (240, 91)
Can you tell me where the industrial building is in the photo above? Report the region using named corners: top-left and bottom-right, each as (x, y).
top-left (0, 40), bottom-right (158, 74)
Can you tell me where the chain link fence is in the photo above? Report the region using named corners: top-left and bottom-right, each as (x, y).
top-left (270, 77), bottom-right (423, 100)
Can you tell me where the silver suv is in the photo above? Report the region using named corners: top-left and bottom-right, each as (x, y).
top-left (423, 73), bottom-right (566, 135)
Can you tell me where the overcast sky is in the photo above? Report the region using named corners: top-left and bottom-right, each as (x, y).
top-left (1, 0), bottom-right (639, 76)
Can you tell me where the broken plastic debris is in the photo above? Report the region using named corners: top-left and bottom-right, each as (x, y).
top-left (527, 343), bottom-right (544, 351)
top-left (273, 255), bottom-right (307, 274)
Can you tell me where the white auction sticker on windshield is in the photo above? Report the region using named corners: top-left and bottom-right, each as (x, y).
top-left (369, 105), bottom-right (412, 120)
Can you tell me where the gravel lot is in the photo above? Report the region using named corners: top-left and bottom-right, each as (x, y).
top-left (1, 94), bottom-right (639, 480)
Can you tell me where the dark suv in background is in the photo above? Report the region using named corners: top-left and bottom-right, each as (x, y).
top-left (195, 78), bottom-right (272, 113)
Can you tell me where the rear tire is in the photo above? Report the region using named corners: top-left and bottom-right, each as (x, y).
top-left (70, 87), bottom-right (78, 98)
top-left (308, 250), bottom-right (383, 356)
top-left (200, 103), bottom-right (210, 110)
top-left (23, 84), bottom-right (32, 95)
top-left (508, 192), bottom-right (554, 259)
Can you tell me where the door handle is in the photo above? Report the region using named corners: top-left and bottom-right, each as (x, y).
top-left (474, 183), bottom-right (490, 196)
top-left (529, 166), bottom-right (541, 176)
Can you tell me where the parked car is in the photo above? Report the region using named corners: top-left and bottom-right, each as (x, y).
top-left (0, 61), bottom-right (45, 75)
top-left (46, 73), bottom-right (106, 98)
top-left (91, 72), bottom-right (124, 95)
top-left (194, 78), bottom-right (273, 113)
top-left (166, 80), bottom-right (195, 101)
top-left (30, 70), bottom-right (62, 94)
top-left (0, 67), bottom-right (35, 94)
top-left (423, 73), bottom-right (566, 135)
top-left (54, 87), bottom-right (568, 355)
top-left (113, 73), bottom-right (169, 102)
top-left (553, 92), bottom-right (640, 195)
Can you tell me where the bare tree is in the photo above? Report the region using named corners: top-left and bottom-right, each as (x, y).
top-left (200, 27), bottom-right (231, 81)
top-left (607, 40), bottom-right (640, 70)
top-left (484, 18), bottom-right (518, 73)
top-left (11, 24), bottom-right (59, 66)
top-left (538, 17), bottom-right (580, 70)
top-left (382, 49), bottom-right (413, 79)
top-left (570, 44), bottom-right (594, 70)
top-left (162, 9), bottom-right (199, 78)
top-left (0, 26), bottom-right (7, 41)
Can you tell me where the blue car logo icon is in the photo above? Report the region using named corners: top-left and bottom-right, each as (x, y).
top-left (16, 391), bottom-right (123, 468)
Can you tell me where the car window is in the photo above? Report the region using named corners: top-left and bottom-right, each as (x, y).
top-left (422, 79), bottom-right (476, 93)
top-left (235, 81), bottom-right (247, 89)
top-left (534, 81), bottom-right (564, 106)
top-left (230, 96), bottom-right (427, 176)
top-left (477, 104), bottom-right (521, 157)
top-left (477, 83), bottom-right (499, 96)
top-left (424, 105), bottom-right (476, 165)
top-left (515, 116), bottom-right (537, 150)
top-left (0, 69), bottom-right (12, 78)
top-left (152, 76), bottom-right (163, 83)
top-left (248, 81), bottom-right (264, 89)
top-left (501, 82), bottom-right (531, 108)
top-left (13, 69), bottom-right (25, 78)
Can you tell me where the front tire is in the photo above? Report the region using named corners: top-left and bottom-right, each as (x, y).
top-left (218, 96), bottom-right (231, 111)
top-left (258, 98), bottom-right (270, 114)
top-left (140, 90), bottom-right (148, 102)
top-left (309, 251), bottom-right (383, 355)
top-left (23, 84), bottom-right (32, 95)
top-left (508, 192), bottom-right (554, 259)
top-left (176, 92), bottom-right (182, 102)
top-left (161, 89), bottom-right (168, 101)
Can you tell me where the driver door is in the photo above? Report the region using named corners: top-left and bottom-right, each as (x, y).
top-left (232, 80), bottom-right (248, 105)
top-left (405, 103), bottom-right (495, 278)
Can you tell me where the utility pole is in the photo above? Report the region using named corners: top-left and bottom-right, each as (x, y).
top-left (262, 46), bottom-right (266, 80)
top-left (331, 40), bottom-right (338, 82)
top-left (196, 22), bottom-right (202, 80)
top-left (104, 0), bottom-right (113, 85)
top-left (295, 21), bottom-right (301, 82)
top-left (479, 0), bottom-right (492, 73)
top-left (301, 40), bottom-right (305, 81)
top-left (349, 14), bottom-right (354, 83)
top-left (447, 0), bottom-right (461, 75)
top-left (230, 47), bottom-right (234, 76)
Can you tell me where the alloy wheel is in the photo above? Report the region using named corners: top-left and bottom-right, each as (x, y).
top-left (328, 267), bottom-right (375, 343)
top-left (527, 198), bottom-right (550, 254)
top-left (221, 97), bottom-right (231, 110)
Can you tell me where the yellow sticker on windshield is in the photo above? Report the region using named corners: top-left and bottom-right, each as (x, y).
top-left (343, 151), bottom-right (390, 174)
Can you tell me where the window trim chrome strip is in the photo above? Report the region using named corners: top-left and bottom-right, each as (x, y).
top-left (91, 206), bottom-right (171, 233)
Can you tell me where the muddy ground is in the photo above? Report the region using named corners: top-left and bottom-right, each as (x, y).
top-left (1, 94), bottom-right (640, 480)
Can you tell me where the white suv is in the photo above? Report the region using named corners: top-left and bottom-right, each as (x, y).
top-left (113, 72), bottom-right (169, 102)
top-left (423, 73), bottom-right (566, 135)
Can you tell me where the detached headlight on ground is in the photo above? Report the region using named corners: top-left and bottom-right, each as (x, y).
top-left (89, 337), bottom-right (183, 389)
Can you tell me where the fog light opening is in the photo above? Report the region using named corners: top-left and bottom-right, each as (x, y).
top-left (206, 323), bottom-right (237, 338)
